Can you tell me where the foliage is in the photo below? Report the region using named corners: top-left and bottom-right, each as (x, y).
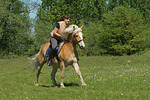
top-left (37, 0), bottom-right (104, 25)
top-left (0, 0), bottom-right (33, 57)
top-left (0, 0), bottom-right (149, 57)
top-left (146, 26), bottom-right (150, 48)
top-left (99, 6), bottom-right (148, 55)
top-left (34, 18), bottom-right (53, 46)
top-left (83, 21), bottom-right (103, 56)
top-left (34, 0), bottom-right (106, 46)
top-left (107, 0), bottom-right (150, 23)
top-left (34, 0), bottom-right (149, 56)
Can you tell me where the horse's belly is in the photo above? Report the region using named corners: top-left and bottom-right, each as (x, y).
top-left (64, 61), bottom-right (73, 67)
top-left (52, 57), bottom-right (77, 68)
top-left (64, 58), bottom-right (77, 66)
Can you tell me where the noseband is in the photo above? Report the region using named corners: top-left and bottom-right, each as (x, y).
top-left (74, 31), bottom-right (84, 44)
top-left (77, 39), bottom-right (83, 43)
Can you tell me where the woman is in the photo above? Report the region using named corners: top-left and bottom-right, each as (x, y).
top-left (46, 15), bottom-right (71, 66)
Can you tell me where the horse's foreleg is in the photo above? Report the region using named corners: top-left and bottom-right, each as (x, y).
top-left (73, 63), bottom-right (86, 86)
top-left (51, 66), bottom-right (58, 87)
top-left (60, 61), bottom-right (65, 88)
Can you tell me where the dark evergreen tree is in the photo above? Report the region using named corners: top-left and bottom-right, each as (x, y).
top-left (99, 6), bottom-right (148, 55)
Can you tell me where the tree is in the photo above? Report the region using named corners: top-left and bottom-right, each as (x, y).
top-left (34, 0), bottom-right (103, 46)
top-left (0, 0), bottom-right (32, 57)
top-left (34, 0), bottom-right (149, 56)
top-left (34, 18), bottom-right (53, 46)
top-left (99, 6), bottom-right (148, 55)
top-left (37, 0), bottom-right (100, 24)
top-left (107, 0), bottom-right (150, 23)
top-left (83, 21), bottom-right (103, 56)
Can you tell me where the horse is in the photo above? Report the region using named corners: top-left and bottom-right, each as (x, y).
top-left (29, 25), bottom-right (86, 88)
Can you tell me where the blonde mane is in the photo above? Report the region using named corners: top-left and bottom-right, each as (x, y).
top-left (61, 24), bottom-right (82, 39)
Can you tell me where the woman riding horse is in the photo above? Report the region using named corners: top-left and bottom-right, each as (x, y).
top-left (46, 15), bottom-right (71, 66)
top-left (30, 24), bottom-right (86, 88)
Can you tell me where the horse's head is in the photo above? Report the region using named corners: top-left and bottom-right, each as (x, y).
top-left (64, 24), bottom-right (85, 49)
top-left (73, 25), bottom-right (85, 49)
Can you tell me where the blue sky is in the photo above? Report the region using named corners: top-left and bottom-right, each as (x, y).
top-left (20, 0), bottom-right (42, 19)
top-left (30, 0), bottom-right (42, 19)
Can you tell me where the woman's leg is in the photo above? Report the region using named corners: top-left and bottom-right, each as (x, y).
top-left (50, 36), bottom-right (58, 49)
top-left (47, 36), bottom-right (58, 66)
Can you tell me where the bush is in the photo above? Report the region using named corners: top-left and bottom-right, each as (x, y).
top-left (99, 6), bottom-right (148, 55)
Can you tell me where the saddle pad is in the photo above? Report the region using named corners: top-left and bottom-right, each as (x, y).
top-left (45, 46), bottom-right (51, 57)
top-left (45, 42), bottom-right (64, 57)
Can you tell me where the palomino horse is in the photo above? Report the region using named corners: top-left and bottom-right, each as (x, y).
top-left (29, 25), bottom-right (86, 88)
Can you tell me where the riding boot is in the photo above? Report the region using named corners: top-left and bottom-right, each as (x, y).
top-left (47, 49), bottom-right (54, 66)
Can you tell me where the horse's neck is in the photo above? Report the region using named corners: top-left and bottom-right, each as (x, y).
top-left (67, 33), bottom-right (77, 50)
top-left (62, 33), bottom-right (78, 59)
top-left (67, 33), bottom-right (74, 43)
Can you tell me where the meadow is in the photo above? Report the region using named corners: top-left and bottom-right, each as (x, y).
top-left (0, 51), bottom-right (150, 100)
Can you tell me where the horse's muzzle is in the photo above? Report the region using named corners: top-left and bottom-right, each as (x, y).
top-left (80, 45), bottom-right (85, 49)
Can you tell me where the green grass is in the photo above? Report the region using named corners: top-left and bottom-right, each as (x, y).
top-left (0, 51), bottom-right (150, 100)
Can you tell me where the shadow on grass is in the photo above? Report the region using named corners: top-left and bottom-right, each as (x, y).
top-left (39, 85), bottom-right (53, 88)
top-left (39, 82), bottom-right (79, 88)
top-left (64, 82), bottom-right (79, 87)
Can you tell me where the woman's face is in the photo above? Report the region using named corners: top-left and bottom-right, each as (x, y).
top-left (64, 18), bottom-right (70, 24)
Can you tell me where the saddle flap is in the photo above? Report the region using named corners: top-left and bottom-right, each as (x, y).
top-left (56, 42), bottom-right (64, 55)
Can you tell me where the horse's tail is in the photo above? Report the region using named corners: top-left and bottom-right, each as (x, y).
top-left (28, 50), bottom-right (41, 72)
top-left (28, 42), bottom-right (49, 72)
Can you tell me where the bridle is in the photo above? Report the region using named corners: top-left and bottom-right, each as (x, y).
top-left (77, 39), bottom-right (84, 44)
top-left (74, 31), bottom-right (84, 44)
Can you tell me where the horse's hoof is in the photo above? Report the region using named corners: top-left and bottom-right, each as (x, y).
top-left (60, 85), bottom-right (65, 88)
top-left (82, 84), bottom-right (86, 86)
top-left (35, 82), bottom-right (39, 86)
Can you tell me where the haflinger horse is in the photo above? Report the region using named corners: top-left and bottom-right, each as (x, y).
top-left (29, 24), bottom-right (86, 88)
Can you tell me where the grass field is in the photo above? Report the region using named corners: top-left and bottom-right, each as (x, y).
top-left (0, 51), bottom-right (150, 100)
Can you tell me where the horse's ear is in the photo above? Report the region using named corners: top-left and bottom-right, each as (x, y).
top-left (80, 25), bottom-right (83, 29)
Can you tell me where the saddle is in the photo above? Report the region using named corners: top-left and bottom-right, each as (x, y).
top-left (45, 42), bottom-right (64, 65)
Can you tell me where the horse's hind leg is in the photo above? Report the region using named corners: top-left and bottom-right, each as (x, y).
top-left (51, 66), bottom-right (58, 87)
top-left (60, 61), bottom-right (65, 88)
top-left (35, 64), bottom-right (44, 86)
top-left (73, 62), bottom-right (86, 86)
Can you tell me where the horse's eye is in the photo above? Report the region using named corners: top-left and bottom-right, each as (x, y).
top-left (75, 35), bottom-right (78, 37)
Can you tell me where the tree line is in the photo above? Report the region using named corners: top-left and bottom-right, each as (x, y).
top-left (0, 0), bottom-right (149, 58)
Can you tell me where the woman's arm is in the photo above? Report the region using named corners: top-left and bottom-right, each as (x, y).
top-left (53, 27), bottom-right (62, 39)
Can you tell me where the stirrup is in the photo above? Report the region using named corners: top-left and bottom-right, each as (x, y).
top-left (47, 59), bottom-right (52, 66)
top-left (47, 49), bottom-right (54, 66)
top-left (47, 54), bottom-right (53, 66)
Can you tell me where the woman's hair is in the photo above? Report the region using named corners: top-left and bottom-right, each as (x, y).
top-left (59, 15), bottom-right (71, 21)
